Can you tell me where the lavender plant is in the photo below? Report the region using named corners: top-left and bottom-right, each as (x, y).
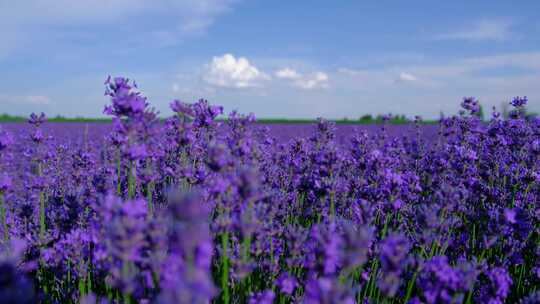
top-left (0, 78), bottom-right (539, 304)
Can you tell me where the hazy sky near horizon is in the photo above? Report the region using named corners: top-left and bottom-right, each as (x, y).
top-left (1, 0), bottom-right (539, 119)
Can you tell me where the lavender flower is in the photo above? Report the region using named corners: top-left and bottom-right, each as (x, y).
top-left (0, 239), bottom-right (36, 303)
top-left (28, 112), bottom-right (47, 126)
top-left (248, 290), bottom-right (275, 304)
top-left (158, 191), bottom-right (216, 303)
top-left (303, 276), bottom-right (355, 304)
top-left (461, 97), bottom-right (480, 115)
top-left (478, 266), bottom-right (512, 304)
top-left (0, 77), bottom-right (538, 303)
top-left (510, 96), bottom-right (528, 108)
top-left (417, 256), bottom-right (479, 304)
top-left (0, 129), bottom-right (13, 151)
top-left (276, 272), bottom-right (298, 295)
top-left (378, 233), bottom-right (410, 297)
top-left (0, 175), bottom-right (12, 193)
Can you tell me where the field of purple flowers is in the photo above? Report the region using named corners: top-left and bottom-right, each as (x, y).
top-left (0, 77), bottom-right (539, 303)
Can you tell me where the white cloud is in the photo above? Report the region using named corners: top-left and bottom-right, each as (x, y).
top-left (275, 68), bottom-right (301, 79)
top-left (436, 19), bottom-right (514, 41)
top-left (294, 72), bottom-right (329, 90)
top-left (25, 95), bottom-right (52, 105)
top-left (329, 51), bottom-right (540, 117)
top-left (0, 0), bottom-right (238, 28)
top-left (275, 68), bottom-right (329, 90)
top-left (337, 52), bottom-right (540, 88)
top-left (0, 95), bottom-right (52, 105)
top-left (397, 72), bottom-right (417, 82)
top-left (400, 52), bottom-right (540, 82)
top-left (0, 0), bottom-right (240, 57)
top-left (203, 54), bottom-right (270, 88)
top-left (337, 68), bottom-right (363, 76)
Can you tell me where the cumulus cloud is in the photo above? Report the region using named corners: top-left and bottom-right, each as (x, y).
top-left (275, 68), bottom-right (329, 90)
top-left (0, 95), bottom-right (51, 105)
top-left (203, 54), bottom-right (269, 88)
top-left (436, 19), bottom-right (514, 41)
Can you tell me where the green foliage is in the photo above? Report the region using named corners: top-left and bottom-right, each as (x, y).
top-left (476, 104), bottom-right (485, 121)
top-left (0, 113), bottom-right (112, 123)
top-left (0, 113), bottom-right (443, 125)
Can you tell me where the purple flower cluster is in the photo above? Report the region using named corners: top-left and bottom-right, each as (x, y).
top-left (0, 78), bottom-right (539, 304)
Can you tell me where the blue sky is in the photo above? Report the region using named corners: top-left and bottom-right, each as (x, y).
top-left (1, 0), bottom-right (539, 119)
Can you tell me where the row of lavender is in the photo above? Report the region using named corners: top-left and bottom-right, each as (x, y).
top-left (0, 77), bottom-right (539, 303)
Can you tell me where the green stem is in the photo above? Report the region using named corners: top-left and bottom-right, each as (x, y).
top-left (330, 191), bottom-right (335, 219)
top-left (465, 285), bottom-right (474, 304)
top-left (147, 182), bottom-right (154, 216)
top-left (116, 156), bottom-right (121, 196)
top-left (270, 236), bottom-right (275, 266)
top-left (87, 258), bottom-right (93, 293)
top-left (381, 213), bottom-right (391, 239)
top-left (128, 161), bottom-right (134, 199)
top-left (0, 192), bottom-right (8, 241)
top-left (221, 233), bottom-right (230, 304)
top-left (37, 163), bottom-right (46, 240)
top-left (471, 223), bottom-right (476, 255)
top-left (122, 261), bottom-right (132, 304)
top-left (517, 263), bottom-right (525, 295)
top-left (39, 190), bottom-right (45, 239)
top-left (243, 235), bottom-right (251, 262)
top-left (404, 269), bottom-right (418, 302)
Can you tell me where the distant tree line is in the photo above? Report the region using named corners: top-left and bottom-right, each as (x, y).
top-left (0, 113), bottom-right (112, 123)
top-left (0, 103), bottom-right (537, 124)
top-left (357, 114), bottom-right (409, 124)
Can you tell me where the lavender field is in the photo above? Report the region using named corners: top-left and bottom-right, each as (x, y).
top-left (0, 122), bottom-right (437, 146)
top-left (1, 77), bottom-right (539, 303)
